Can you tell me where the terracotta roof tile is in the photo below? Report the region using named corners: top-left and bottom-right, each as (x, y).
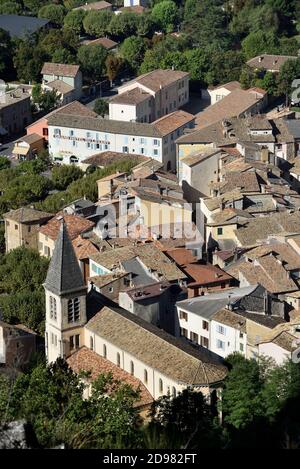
top-left (41, 62), bottom-right (80, 78)
top-left (246, 54), bottom-right (298, 72)
top-left (86, 304), bottom-right (227, 386)
top-left (120, 69), bottom-right (189, 94)
top-left (67, 346), bottom-right (153, 407)
top-left (72, 235), bottom-right (99, 260)
top-left (39, 213), bottom-right (94, 241)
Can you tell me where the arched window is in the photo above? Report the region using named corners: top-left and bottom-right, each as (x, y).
top-left (117, 352), bottom-right (121, 367)
top-left (90, 336), bottom-right (94, 351)
top-left (172, 387), bottom-right (176, 398)
top-left (68, 298), bottom-right (80, 322)
top-left (50, 296), bottom-right (57, 320)
top-left (103, 344), bottom-right (107, 358)
top-left (159, 378), bottom-right (163, 393)
top-left (144, 369), bottom-right (148, 384)
top-left (130, 360), bottom-right (134, 376)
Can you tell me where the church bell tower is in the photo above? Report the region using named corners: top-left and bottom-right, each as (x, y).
top-left (44, 221), bottom-right (87, 363)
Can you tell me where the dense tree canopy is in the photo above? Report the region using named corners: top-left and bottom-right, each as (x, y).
top-left (77, 44), bottom-right (108, 80)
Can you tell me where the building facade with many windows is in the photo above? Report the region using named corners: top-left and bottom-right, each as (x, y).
top-left (47, 111), bottom-right (194, 171)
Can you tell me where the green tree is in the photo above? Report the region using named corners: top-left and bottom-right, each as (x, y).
top-left (277, 58), bottom-right (300, 99)
top-left (52, 164), bottom-right (84, 190)
top-left (109, 12), bottom-right (138, 40)
top-left (13, 40), bottom-right (47, 83)
top-left (0, 156), bottom-right (10, 170)
top-left (120, 36), bottom-right (146, 72)
top-left (64, 9), bottom-right (86, 34)
top-left (105, 54), bottom-right (123, 86)
top-left (38, 4), bottom-right (66, 26)
top-left (262, 71), bottom-right (278, 95)
top-left (77, 44), bottom-right (108, 80)
top-left (136, 14), bottom-right (155, 37)
top-left (139, 49), bottom-right (161, 74)
top-left (239, 65), bottom-right (260, 89)
top-left (151, 0), bottom-right (178, 33)
top-left (146, 388), bottom-right (221, 449)
top-left (241, 30), bottom-right (279, 60)
top-left (222, 354), bottom-right (264, 429)
top-left (23, 0), bottom-right (49, 15)
top-left (32, 84), bottom-right (61, 113)
top-left (0, 359), bottom-right (142, 448)
top-left (3, 173), bottom-right (52, 207)
top-left (0, 1), bottom-right (22, 14)
top-left (0, 247), bottom-right (49, 333)
top-left (93, 98), bottom-right (108, 117)
top-left (83, 10), bottom-right (113, 37)
top-left (52, 47), bottom-right (76, 64)
top-left (0, 28), bottom-right (13, 80)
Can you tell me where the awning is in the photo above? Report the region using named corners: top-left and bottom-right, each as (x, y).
top-left (12, 145), bottom-right (29, 156)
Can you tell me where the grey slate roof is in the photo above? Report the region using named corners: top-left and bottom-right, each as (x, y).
top-left (44, 221), bottom-right (85, 295)
top-left (121, 257), bottom-right (156, 287)
top-left (284, 120), bottom-right (300, 139)
top-left (48, 114), bottom-right (162, 138)
top-left (177, 285), bottom-right (258, 318)
top-left (0, 15), bottom-right (50, 39)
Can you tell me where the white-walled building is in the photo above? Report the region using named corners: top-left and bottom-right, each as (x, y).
top-left (179, 148), bottom-right (222, 198)
top-left (44, 222), bottom-right (227, 400)
top-left (208, 81), bottom-right (242, 105)
top-left (110, 69), bottom-right (190, 123)
top-left (123, 0), bottom-right (148, 7)
top-left (175, 286), bottom-right (257, 352)
top-left (41, 63), bottom-right (82, 102)
top-left (48, 111), bottom-right (195, 171)
top-left (210, 309), bottom-right (247, 358)
top-left (258, 324), bottom-right (300, 365)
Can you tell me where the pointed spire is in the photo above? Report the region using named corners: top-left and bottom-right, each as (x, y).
top-left (44, 220), bottom-right (85, 295)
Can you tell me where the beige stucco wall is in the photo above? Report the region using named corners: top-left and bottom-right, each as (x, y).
top-left (39, 232), bottom-right (55, 258)
top-left (135, 197), bottom-right (192, 228)
top-left (84, 325), bottom-right (207, 400)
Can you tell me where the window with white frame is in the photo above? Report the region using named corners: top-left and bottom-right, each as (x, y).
top-left (54, 128), bottom-right (61, 138)
top-left (216, 339), bottom-right (225, 350)
top-left (68, 298), bottom-right (80, 323)
top-left (153, 139), bottom-right (160, 146)
top-left (217, 324), bottom-right (226, 335)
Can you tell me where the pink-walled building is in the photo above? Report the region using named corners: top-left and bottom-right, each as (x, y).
top-left (26, 101), bottom-right (97, 142)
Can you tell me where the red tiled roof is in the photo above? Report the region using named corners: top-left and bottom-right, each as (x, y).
top-left (39, 213), bottom-right (94, 241)
top-left (165, 248), bottom-right (197, 266)
top-left (72, 235), bottom-right (99, 260)
top-left (183, 262), bottom-right (234, 286)
top-left (67, 346), bottom-right (153, 407)
top-left (41, 62), bottom-right (80, 78)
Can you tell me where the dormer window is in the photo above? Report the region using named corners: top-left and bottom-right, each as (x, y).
top-left (68, 298), bottom-right (80, 322)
